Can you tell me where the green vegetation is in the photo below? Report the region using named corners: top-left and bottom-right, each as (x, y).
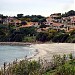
top-left (0, 10), bottom-right (75, 42)
top-left (62, 10), bottom-right (75, 17)
top-left (1, 54), bottom-right (75, 75)
top-left (36, 32), bottom-right (49, 42)
top-left (16, 14), bottom-right (46, 22)
top-left (36, 29), bottom-right (75, 43)
top-left (44, 54), bottom-right (75, 75)
top-left (0, 23), bottom-right (75, 42)
top-left (0, 24), bottom-right (37, 42)
top-left (23, 36), bottom-right (36, 42)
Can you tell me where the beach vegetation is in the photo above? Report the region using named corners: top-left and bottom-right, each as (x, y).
top-left (0, 54), bottom-right (75, 75)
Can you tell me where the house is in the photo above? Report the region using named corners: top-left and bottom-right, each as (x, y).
top-left (46, 17), bottom-right (53, 26)
top-left (19, 22), bottom-right (39, 28)
top-left (3, 17), bottom-right (15, 25)
top-left (70, 16), bottom-right (75, 25)
top-left (51, 23), bottom-right (65, 31)
top-left (46, 17), bottom-right (53, 23)
top-left (50, 13), bottom-right (61, 23)
top-left (30, 22), bottom-right (39, 27)
top-left (46, 13), bottom-right (62, 26)
top-left (20, 25), bottom-right (32, 28)
top-left (37, 28), bottom-right (49, 32)
top-left (26, 22), bottom-right (39, 27)
top-left (62, 16), bottom-right (75, 31)
top-left (14, 19), bottom-right (21, 25)
top-left (68, 28), bottom-right (75, 32)
top-left (3, 17), bottom-right (22, 27)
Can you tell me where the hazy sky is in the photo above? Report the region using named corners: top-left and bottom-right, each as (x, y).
top-left (0, 0), bottom-right (74, 16)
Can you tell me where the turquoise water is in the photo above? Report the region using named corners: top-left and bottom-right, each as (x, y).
top-left (0, 45), bottom-right (36, 66)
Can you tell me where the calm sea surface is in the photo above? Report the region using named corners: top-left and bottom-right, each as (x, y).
top-left (0, 45), bottom-right (36, 66)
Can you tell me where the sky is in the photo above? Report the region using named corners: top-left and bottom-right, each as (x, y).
top-left (0, 0), bottom-right (74, 17)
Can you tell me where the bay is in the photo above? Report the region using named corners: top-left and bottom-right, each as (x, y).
top-left (0, 45), bottom-right (36, 66)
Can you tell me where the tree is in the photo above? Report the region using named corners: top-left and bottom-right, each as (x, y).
top-left (67, 10), bottom-right (75, 16)
top-left (39, 23), bottom-right (46, 28)
top-left (62, 10), bottom-right (75, 17)
top-left (31, 18), bottom-right (39, 22)
top-left (20, 27), bottom-right (36, 36)
top-left (17, 14), bottom-right (24, 18)
top-left (36, 32), bottom-right (49, 42)
top-left (0, 14), bottom-right (3, 18)
top-left (39, 18), bottom-right (46, 22)
top-left (21, 21), bottom-right (27, 25)
top-left (52, 33), bottom-right (69, 42)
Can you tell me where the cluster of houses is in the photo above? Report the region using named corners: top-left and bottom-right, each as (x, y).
top-left (0, 17), bottom-right (39, 28)
top-left (45, 13), bottom-right (75, 32)
top-left (0, 13), bottom-right (75, 32)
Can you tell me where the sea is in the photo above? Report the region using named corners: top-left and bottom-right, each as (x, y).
top-left (0, 45), bottom-right (36, 67)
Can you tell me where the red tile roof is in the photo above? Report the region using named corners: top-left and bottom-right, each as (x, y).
top-left (20, 25), bottom-right (32, 28)
top-left (52, 23), bottom-right (64, 26)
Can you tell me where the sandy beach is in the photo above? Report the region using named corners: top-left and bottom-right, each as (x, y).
top-left (31, 43), bottom-right (75, 61)
top-left (0, 42), bottom-right (75, 61)
top-left (0, 43), bottom-right (75, 69)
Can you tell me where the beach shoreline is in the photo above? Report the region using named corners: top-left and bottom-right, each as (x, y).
top-left (30, 43), bottom-right (75, 61)
top-left (0, 43), bottom-right (75, 68)
top-left (0, 42), bottom-right (74, 60)
top-left (0, 42), bottom-right (32, 46)
top-left (0, 42), bottom-right (74, 45)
